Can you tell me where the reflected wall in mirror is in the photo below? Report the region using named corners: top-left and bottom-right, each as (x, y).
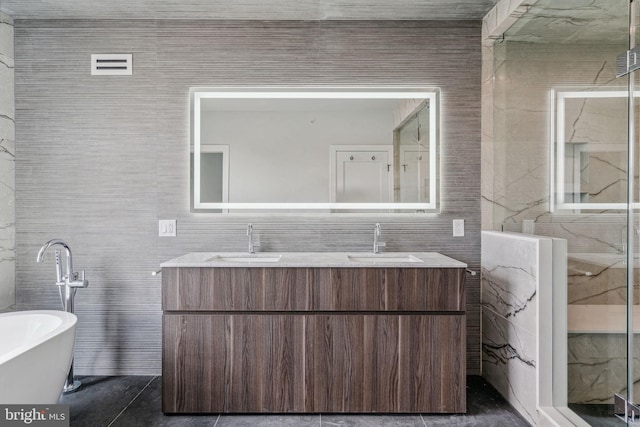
top-left (191, 88), bottom-right (439, 213)
top-left (552, 88), bottom-right (636, 211)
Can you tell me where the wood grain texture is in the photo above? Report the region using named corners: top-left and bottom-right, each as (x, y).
top-left (164, 267), bottom-right (465, 312)
top-left (306, 314), bottom-right (465, 413)
top-left (165, 313), bottom-right (465, 413)
top-left (162, 314), bottom-right (230, 413)
top-left (163, 267), bottom-right (313, 311)
top-left (398, 315), bottom-right (466, 412)
top-left (313, 268), bottom-right (386, 311)
top-left (384, 268), bottom-right (466, 311)
top-left (15, 19), bottom-right (481, 375)
top-left (162, 267), bottom-right (466, 413)
top-left (163, 314), bottom-right (306, 413)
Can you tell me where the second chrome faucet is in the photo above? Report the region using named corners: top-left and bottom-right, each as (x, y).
top-left (247, 223), bottom-right (260, 254)
top-left (374, 223), bottom-right (386, 254)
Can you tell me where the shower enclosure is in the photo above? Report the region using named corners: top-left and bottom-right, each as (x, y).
top-left (487, 0), bottom-right (640, 424)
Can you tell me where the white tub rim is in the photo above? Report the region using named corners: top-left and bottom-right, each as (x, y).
top-left (0, 310), bottom-right (77, 366)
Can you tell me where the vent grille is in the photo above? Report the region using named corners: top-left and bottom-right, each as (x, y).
top-left (91, 54), bottom-right (133, 76)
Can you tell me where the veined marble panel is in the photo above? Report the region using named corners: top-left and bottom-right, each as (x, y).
top-left (482, 306), bottom-right (537, 425)
top-left (568, 333), bottom-right (640, 404)
top-left (481, 231), bottom-right (554, 425)
top-left (486, 40), bottom-right (625, 228)
top-left (567, 253), bottom-right (636, 305)
top-left (481, 231), bottom-right (539, 334)
top-left (0, 12), bottom-right (14, 312)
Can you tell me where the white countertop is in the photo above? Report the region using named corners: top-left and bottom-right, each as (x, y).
top-left (160, 252), bottom-right (467, 268)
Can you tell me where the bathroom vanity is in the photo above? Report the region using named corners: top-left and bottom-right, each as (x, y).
top-left (161, 252), bottom-right (467, 414)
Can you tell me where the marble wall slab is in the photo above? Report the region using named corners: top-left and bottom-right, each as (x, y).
top-left (0, 12), bottom-right (15, 312)
top-left (483, 0), bottom-right (629, 234)
top-left (482, 231), bottom-right (553, 425)
top-left (568, 333), bottom-right (640, 404)
top-left (567, 254), bottom-right (636, 305)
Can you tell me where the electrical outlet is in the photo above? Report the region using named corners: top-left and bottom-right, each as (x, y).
top-left (159, 219), bottom-right (177, 237)
top-left (453, 219), bottom-right (464, 237)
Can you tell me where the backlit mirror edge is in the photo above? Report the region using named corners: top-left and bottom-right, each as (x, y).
top-left (191, 86), bottom-right (441, 214)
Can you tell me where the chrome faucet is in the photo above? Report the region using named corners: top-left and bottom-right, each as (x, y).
top-left (373, 223), bottom-right (386, 254)
top-left (247, 224), bottom-right (260, 254)
top-left (37, 239), bottom-right (88, 293)
top-left (37, 239), bottom-right (88, 393)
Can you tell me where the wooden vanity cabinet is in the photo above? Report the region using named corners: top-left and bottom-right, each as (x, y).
top-left (162, 267), bottom-right (466, 414)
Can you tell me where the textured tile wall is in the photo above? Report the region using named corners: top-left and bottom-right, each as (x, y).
top-left (0, 12), bottom-right (15, 312)
top-left (15, 20), bottom-right (481, 375)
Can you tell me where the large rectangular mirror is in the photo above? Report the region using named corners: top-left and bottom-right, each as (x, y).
top-left (191, 88), bottom-right (439, 213)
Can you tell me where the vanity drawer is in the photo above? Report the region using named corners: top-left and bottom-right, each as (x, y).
top-left (163, 267), bottom-right (464, 312)
top-left (312, 267), bottom-right (465, 312)
top-left (162, 267), bottom-right (313, 311)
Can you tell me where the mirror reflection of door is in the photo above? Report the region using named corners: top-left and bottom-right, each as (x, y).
top-left (330, 145), bottom-right (393, 204)
top-left (190, 144), bottom-right (229, 212)
top-left (393, 102), bottom-right (431, 204)
top-left (399, 148), bottom-right (429, 203)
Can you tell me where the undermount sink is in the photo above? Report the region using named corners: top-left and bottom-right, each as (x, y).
top-left (347, 255), bottom-right (422, 263)
top-left (207, 255), bottom-right (282, 263)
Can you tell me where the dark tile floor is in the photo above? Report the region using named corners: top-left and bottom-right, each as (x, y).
top-left (60, 376), bottom-right (530, 427)
top-left (569, 404), bottom-right (625, 427)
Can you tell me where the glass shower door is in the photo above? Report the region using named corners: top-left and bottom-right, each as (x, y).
top-left (622, 0), bottom-right (640, 423)
top-left (489, 0), bottom-right (640, 424)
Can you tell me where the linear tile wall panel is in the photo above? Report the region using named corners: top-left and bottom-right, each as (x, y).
top-left (14, 20), bottom-right (481, 375)
top-left (2, 0), bottom-right (501, 20)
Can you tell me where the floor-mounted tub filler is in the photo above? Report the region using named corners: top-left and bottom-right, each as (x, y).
top-left (37, 239), bottom-right (89, 393)
top-left (0, 310), bottom-right (77, 404)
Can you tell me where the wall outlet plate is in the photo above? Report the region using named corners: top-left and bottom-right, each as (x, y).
top-left (453, 219), bottom-right (464, 237)
top-left (159, 219), bottom-right (177, 237)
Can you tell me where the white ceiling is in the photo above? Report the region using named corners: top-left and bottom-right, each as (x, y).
top-left (0, 0), bottom-right (500, 20)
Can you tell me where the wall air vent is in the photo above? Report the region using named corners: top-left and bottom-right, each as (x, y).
top-left (91, 54), bottom-right (133, 76)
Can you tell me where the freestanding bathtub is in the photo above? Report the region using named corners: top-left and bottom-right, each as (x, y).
top-left (0, 310), bottom-right (77, 404)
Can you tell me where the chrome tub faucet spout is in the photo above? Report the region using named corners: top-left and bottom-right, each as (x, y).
top-left (37, 239), bottom-right (88, 294)
top-left (36, 238), bottom-right (89, 394)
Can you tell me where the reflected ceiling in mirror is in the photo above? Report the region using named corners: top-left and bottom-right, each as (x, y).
top-left (191, 88), bottom-right (439, 213)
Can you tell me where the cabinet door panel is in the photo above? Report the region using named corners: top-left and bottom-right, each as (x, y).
top-left (306, 314), bottom-right (465, 413)
top-left (163, 314), bottom-right (306, 413)
top-left (306, 315), bottom-right (366, 412)
top-left (162, 314), bottom-right (232, 413)
top-left (398, 315), bottom-right (466, 412)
